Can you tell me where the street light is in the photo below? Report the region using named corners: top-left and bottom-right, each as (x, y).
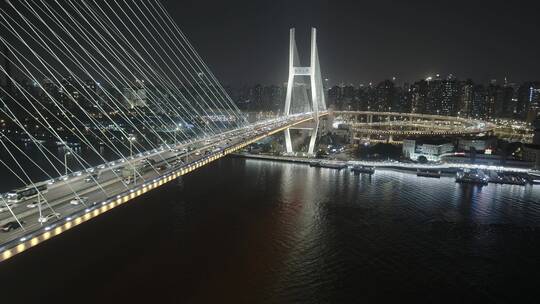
top-left (175, 123), bottom-right (183, 146)
top-left (64, 151), bottom-right (71, 176)
top-left (128, 135), bottom-right (136, 183)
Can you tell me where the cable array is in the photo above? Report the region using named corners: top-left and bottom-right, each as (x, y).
top-left (0, 0), bottom-right (245, 218)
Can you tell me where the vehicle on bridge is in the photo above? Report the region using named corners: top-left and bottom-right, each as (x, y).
top-left (157, 164), bottom-right (170, 172)
top-left (6, 184), bottom-right (48, 203)
top-left (2, 221), bottom-right (24, 233)
top-left (38, 212), bottom-right (61, 223)
top-left (26, 201), bottom-right (41, 209)
top-left (84, 173), bottom-right (101, 183)
top-left (70, 197), bottom-right (89, 206)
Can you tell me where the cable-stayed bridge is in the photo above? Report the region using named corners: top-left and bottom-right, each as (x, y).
top-left (0, 0), bottom-right (327, 261)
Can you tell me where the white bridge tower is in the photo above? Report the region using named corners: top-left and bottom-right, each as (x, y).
top-left (284, 28), bottom-right (326, 155)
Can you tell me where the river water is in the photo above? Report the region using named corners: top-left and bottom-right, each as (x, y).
top-left (1, 157), bottom-right (540, 303)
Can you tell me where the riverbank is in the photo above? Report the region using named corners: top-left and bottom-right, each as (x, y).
top-left (231, 153), bottom-right (540, 182)
top-left (231, 153), bottom-right (454, 174)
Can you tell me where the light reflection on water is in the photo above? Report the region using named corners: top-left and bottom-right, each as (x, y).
top-left (0, 157), bottom-right (539, 303)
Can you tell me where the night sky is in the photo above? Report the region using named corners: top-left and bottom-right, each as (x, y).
top-left (163, 0), bottom-right (540, 86)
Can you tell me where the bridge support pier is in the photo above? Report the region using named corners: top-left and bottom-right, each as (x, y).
top-left (284, 128), bottom-right (293, 152)
top-left (307, 122), bottom-right (319, 154)
top-left (284, 121), bottom-right (320, 155)
top-left (282, 27), bottom-right (326, 156)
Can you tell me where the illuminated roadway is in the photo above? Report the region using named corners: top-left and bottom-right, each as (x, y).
top-left (0, 112), bottom-right (328, 262)
top-left (334, 111), bottom-right (496, 137)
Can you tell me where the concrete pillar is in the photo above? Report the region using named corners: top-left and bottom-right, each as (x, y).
top-left (308, 122), bottom-right (319, 155)
top-left (284, 128), bottom-right (293, 153)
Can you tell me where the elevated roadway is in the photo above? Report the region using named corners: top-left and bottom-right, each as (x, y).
top-left (0, 112), bottom-right (327, 262)
top-left (333, 111), bottom-right (495, 139)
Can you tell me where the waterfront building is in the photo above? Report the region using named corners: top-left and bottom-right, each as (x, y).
top-left (402, 138), bottom-right (454, 161)
top-left (457, 136), bottom-right (497, 152)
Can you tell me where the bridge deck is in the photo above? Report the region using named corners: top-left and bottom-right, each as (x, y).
top-left (0, 112), bottom-right (327, 262)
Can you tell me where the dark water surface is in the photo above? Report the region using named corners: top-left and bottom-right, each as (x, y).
top-left (1, 158), bottom-right (540, 303)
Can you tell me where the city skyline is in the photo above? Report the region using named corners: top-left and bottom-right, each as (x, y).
top-left (226, 76), bottom-right (540, 123)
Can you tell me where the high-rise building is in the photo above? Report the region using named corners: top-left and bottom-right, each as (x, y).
top-left (458, 79), bottom-right (474, 117)
top-left (342, 85), bottom-right (356, 109)
top-left (527, 84), bottom-right (540, 122)
top-left (364, 83), bottom-right (377, 111)
top-left (516, 82), bottom-right (534, 119)
top-left (440, 76), bottom-right (460, 116)
top-left (327, 85), bottom-right (342, 107)
top-left (425, 75), bottom-right (444, 115)
top-left (410, 80), bottom-right (428, 114)
top-left (485, 83), bottom-right (500, 119)
top-left (471, 84), bottom-right (486, 118)
top-left (533, 116), bottom-right (540, 145)
top-left (374, 80), bottom-right (396, 112)
top-left (500, 84), bottom-right (515, 118)
top-left (395, 83), bottom-right (412, 113)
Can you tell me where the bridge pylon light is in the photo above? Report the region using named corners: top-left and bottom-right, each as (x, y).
top-left (284, 28), bottom-right (326, 155)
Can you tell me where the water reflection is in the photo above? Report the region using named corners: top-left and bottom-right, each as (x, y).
top-left (0, 158), bottom-right (539, 303)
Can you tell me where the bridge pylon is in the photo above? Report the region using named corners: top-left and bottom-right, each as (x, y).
top-left (284, 28), bottom-right (326, 155)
